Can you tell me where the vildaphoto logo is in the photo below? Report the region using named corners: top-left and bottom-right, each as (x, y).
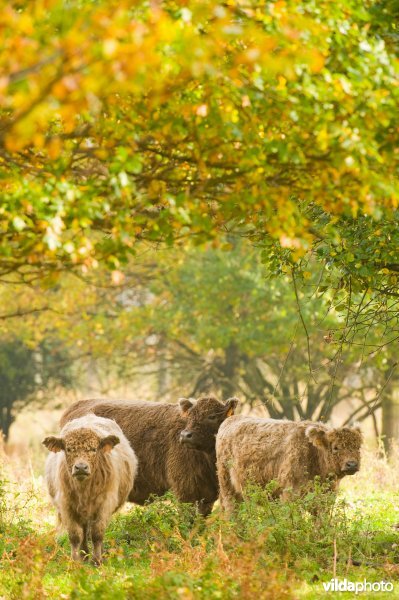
top-left (322, 578), bottom-right (394, 594)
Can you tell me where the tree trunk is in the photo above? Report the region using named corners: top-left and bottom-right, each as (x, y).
top-left (241, 358), bottom-right (283, 418)
top-left (157, 351), bottom-right (168, 397)
top-left (220, 342), bottom-right (240, 398)
top-left (382, 386), bottom-right (399, 453)
top-left (0, 403), bottom-right (13, 441)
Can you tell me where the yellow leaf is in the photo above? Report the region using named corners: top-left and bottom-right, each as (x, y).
top-left (47, 137), bottom-right (62, 160)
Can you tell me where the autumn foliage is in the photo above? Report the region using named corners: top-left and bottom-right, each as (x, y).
top-left (0, 0), bottom-right (398, 285)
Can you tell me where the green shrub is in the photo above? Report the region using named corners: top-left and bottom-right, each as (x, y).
top-left (0, 467), bottom-right (399, 599)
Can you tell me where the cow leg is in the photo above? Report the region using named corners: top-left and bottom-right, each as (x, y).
top-left (280, 489), bottom-right (294, 502)
top-left (171, 486), bottom-right (214, 518)
top-left (219, 491), bottom-right (237, 514)
top-left (91, 519), bottom-right (106, 566)
top-left (197, 500), bottom-right (214, 517)
top-left (218, 464), bottom-right (241, 514)
top-left (80, 523), bottom-right (90, 560)
top-left (67, 523), bottom-right (84, 562)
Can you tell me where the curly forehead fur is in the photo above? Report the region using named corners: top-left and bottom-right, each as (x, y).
top-left (189, 396), bottom-right (227, 417)
top-left (63, 428), bottom-right (100, 451)
top-left (328, 427), bottom-right (363, 449)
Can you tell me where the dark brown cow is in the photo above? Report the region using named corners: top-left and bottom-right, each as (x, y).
top-left (60, 395), bottom-right (238, 516)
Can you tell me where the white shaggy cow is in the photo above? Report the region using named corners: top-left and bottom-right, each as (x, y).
top-left (43, 414), bottom-right (137, 564)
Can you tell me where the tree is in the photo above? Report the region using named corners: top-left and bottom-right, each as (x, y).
top-left (0, 0), bottom-right (398, 315)
top-left (381, 361), bottom-right (399, 451)
top-left (132, 243), bottom-right (382, 422)
top-left (14, 242), bottom-right (379, 424)
top-left (0, 338), bottom-right (73, 439)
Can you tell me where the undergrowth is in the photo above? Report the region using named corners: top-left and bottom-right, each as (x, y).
top-left (0, 447), bottom-right (399, 599)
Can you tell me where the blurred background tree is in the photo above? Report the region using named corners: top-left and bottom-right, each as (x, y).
top-left (3, 241), bottom-right (389, 433)
top-left (0, 338), bottom-right (74, 439)
top-left (1, 0), bottom-right (399, 451)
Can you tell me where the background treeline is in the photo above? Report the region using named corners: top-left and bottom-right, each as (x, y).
top-left (2, 240), bottom-right (398, 448)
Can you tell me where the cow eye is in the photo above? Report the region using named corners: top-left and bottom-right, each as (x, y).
top-left (208, 415), bottom-right (218, 422)
top-left (332, 445), bottom-right (339, 453)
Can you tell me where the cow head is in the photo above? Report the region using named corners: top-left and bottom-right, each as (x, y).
top-left (179, 395), bottom-right (238, 453)
top-left (305, 424), bottom-right (362, 478)
top-left (43, 428), bottom-right (120, 481)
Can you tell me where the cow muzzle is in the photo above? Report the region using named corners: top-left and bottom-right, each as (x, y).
top-left (342, 460), bottom-right (359, 474)
top-left (72, 462), bottom-right (90, 480)
top-left (179, 430), bottom-right (195, 445)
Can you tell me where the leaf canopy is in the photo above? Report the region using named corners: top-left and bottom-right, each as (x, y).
top-left (0, 0), bottom-right (398, 299)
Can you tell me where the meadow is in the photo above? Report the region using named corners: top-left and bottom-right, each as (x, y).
top-left (1, 2), bottom-right (399, 598)
top-left (1, 441), bottom-right (399, 600)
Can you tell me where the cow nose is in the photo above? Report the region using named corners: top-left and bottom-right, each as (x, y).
top-left (180, 431), bottom-right (193, 441)
top-left (73, 462), bottom-right (89, 475)
top-left (345, 460), bottom-right (358, 470)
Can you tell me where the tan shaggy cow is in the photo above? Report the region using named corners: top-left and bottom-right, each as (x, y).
top-left (43, 414), bottom-right (138, 564)
top-left (216, 416), bottom-right (362, 512)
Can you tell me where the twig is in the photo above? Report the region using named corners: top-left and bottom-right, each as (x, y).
top-left (342, 362), bottom-right (398, 426)
top-left (333, 538), bottom-right (337, 579)
top-left (292, 268), bottom-right (315, 381)
top-left (0, 307), bottom-right (49, 320)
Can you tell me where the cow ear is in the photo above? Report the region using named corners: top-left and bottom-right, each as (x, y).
top-left (224, 397), bottom-right (239, 417)
top-left (306, 426), bottom-right (328, 449)
top-left (43, 436), bottom-right (64, 453)
top-left (99, 435), bottom-right (120, 453)
top-left (179, 398), bottom-right (195, 417)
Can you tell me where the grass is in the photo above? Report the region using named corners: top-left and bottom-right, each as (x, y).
top-left (1, 444), bottom-right (399, 599)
